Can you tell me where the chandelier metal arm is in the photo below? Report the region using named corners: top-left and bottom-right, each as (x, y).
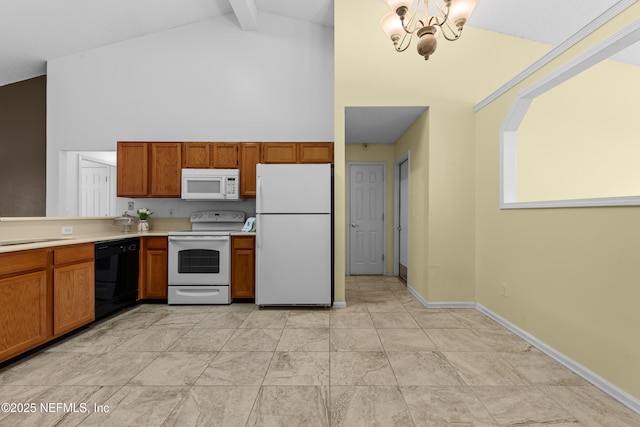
top-left (427, 0), bottom-right (462, 41)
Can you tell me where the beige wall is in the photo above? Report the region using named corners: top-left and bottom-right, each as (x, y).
top-left (475, 5), bottom-right (640, 400)
top-left (334, 0), bottom-right (544, 304)
top-left (517, 57), bottom-right (640, 201)
top-left (336, 0), bottom-right (640, 402)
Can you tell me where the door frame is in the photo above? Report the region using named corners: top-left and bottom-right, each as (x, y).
top-left (346, 161), bottom-right (387, 276)
top-left (393, 151), bottom-right (410, 277)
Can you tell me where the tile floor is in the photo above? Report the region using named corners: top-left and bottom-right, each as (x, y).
top-left (1, 275), bottom-right (639, 426)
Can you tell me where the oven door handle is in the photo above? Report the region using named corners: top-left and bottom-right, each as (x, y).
top-left (168, 236), bottom-right (229, 241)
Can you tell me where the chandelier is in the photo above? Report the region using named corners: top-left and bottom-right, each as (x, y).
top-left (380, 0), bottom-right (478, 60)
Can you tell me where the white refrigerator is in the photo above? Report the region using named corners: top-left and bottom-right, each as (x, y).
top-left (255, 163), bottom-right (332, 306)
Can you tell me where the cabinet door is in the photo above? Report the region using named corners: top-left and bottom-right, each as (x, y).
top-left (150, 143), bottom-right (182, 197)
top-left (183, 143), bottom-right (211, 168)
top-left (141, 237), bottom-right (168, 299)
top-left (53, 261), bottom-right (95, 336)
top-left (0, 271), bottom-right (49, 362)
top-left (239, 143), bottom-right (261, 198)
top-left (261, 143), bottom-right (298, 164)
top-left (231, 236), bottom-right (255, 299)
top-left (211, 143), bottom-right (238, 168)
top-left (298, 142), bottom-right (334, 164)
top-left (117, 142), bottom-right (149, 196)
top-left (144, 250), bottom-right (168, 299)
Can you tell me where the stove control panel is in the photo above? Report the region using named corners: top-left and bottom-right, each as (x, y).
top-left (190, 210), bottom-right (246, 223)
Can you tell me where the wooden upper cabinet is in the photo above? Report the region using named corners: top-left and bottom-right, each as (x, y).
top-left (261, 143), bottom-right (298, 164)
top-left (239, 143), bottom-right (261, 198)
top-left (211, 142), bottom-right (238, 168)
top-left (298, 142), bottom-right (333, 164)
top-left (260, 142), bottom-right (334, 164)
top-left (183, 142), bottom-right (238, 169)
top-left (117, 142), bottom-right (182, 197)
top-left (150, 143), bottom-right (182, 197)
top-left (182, 143), bottom-right (210, 168)
top-left (117, 142), bottom-right (149, 197)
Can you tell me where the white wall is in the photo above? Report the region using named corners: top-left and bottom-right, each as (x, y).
top-left (46, 12), bottom-right (334, 216)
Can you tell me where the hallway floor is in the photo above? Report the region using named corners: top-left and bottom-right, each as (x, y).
top-left (0, 275), bottom-right (638, 426)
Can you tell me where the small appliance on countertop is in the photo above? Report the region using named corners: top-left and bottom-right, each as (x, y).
top-left (168, 210), bottom-right (245, 305)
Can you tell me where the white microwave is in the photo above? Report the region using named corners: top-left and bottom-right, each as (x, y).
top-left (181, 169), bottom-right (240, 200)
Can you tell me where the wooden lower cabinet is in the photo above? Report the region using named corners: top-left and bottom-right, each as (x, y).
top-left (231, 235), bottom-right (255, 299)
top-left (0, 270), bottom-right (49, 362)
top-left (140, 237), bottom-right (168, 299)
top-left (53, 261), bottom-right (94, 336)
top-left (52, 244), bottom-right (95, 337)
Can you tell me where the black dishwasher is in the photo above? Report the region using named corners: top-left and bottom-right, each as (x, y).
top-left (95, 237), bottom-right (139, 320)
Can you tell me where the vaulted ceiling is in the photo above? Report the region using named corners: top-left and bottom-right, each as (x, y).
top-left (2, 0), bottom-right (635, 88)
top-left (1, 1), bottom-right (635, 144)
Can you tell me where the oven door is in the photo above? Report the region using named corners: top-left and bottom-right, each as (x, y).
top-left (168, 235), bottom-right (230, 286)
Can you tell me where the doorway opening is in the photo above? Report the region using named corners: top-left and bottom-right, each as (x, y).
top-left (395, 153), bottom-right (409, 282)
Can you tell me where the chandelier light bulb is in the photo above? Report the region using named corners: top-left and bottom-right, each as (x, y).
top-left (380, 10), bottom-right (407, 43)
top-left (448, 0), bottom-right (478, 29)
top-left (384, 0), bottom-right (412, 13)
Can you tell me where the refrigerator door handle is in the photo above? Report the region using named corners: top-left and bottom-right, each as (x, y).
top-left (257, 217), bottom-right (262, 249)
top-left (257, 176), bottom-right (263, 214)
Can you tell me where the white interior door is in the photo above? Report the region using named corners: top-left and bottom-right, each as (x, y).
top-left (80, 165), bottom-right (110, 216)
top-left (399, 159), bottom-right (409, 281)
top-left (349, 163), bottom-right (385, 275)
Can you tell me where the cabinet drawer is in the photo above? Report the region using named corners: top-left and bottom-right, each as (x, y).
top-left (0, 249), bottom-right (49, 276)
top-left (232, 236), bottom-right (255, 249)
top-left (144, 237), bottom-right (168, 250)
top-left (54, 243), bottom-right (94, 265)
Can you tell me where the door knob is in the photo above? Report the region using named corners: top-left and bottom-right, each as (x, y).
top-left (351, 223), bottom-right (359, 227)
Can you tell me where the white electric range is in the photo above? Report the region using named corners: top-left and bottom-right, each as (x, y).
top-left (167, 210), bottom-right (245, 304)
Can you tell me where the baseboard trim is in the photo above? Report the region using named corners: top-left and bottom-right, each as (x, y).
top-left (332, 301), bottom-right (347, 309)
top-left (476, 303), bottom-right (640, 415)
top-left (406, 284), bottom-right (475, 309)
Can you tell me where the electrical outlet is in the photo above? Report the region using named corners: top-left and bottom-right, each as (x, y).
top-left (61, 226), bottom-right (73, 235)
top-left (501, 283), bottom-right (508, 297)
top-left (128, 201), bottom-right (134, 210)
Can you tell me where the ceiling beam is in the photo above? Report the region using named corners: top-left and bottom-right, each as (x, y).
top-left (228, 0), bottom-right (258, 31)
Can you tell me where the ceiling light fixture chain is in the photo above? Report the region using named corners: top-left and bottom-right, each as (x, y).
top-left (380, 0), bottom-right (478, 60)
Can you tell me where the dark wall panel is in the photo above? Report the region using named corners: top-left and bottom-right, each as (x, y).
top-left (0, 76), bottom-right (46, 217)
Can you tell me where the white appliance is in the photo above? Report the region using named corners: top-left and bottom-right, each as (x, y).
top-left (168, 210), bottom-right (245, 304)
top-left (181, 169), bottom-right (240, 200)
top-left (255, 163), bottom-right (332, 306)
